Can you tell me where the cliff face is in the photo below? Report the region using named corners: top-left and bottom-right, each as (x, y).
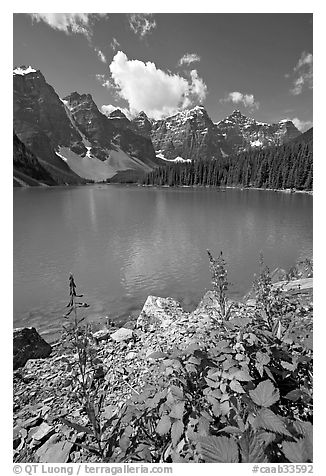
top-left (13, 132), bottom-right (57, 186)
top-left (149, 107), bottom-right (301, 162)
top-left (150, 106), bottom-right (225, 161)
top-left (215, 110), bottom-right (301, 154)
top-left (13, 67), bottom-right (86, 184)
top-left (13, 67), bottom-right (162, 184)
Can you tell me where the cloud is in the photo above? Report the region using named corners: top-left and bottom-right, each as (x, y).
top-left (95, 48), bottom-right (106, 63)
top-left (128, 14), bottom-right (156, 37)
top-left (289, 52), bottom-right (313, 95)
top-left (111, 37), bottom-right (120, 51)
top-left (107, 51), bottom-right (207, 119)
top-left (286, 117), bottom-right (313, 132)
top-left (28, 13), bottom-right (106, 39)
top-left (178, 53), bottom-right (201, 66)
top-left (101, 104), bottom-right (132, 119)
top-left (96, 74), bottom-right (115, 89)
top-left (221, 91), bottom-right (260, 110)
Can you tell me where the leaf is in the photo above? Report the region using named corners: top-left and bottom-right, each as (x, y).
top-left (156, 415), bottom-right (171, 436)
top-left (284, 389), bottom-right (304, 402)
top-left (256, 352), bottom-right (270, 366)
top-left (254, 409), bottom-right (291, 436)
top-left (249, 380), bottom-right (280, 407)
top-left (147, 351), bottom-right (169, 359)
top-left (197, 436), bottom-right (239, 463)
top-left (218, 426), bottom-right (243, 435)
top-left (169, 402), bottom-right (185, 419)
top-left (171, 420), bottom-right (184, 447)
top-left (239, 431), bottom-right (268, 463)
top-left (230, 379), bottom-right (245, 393)
top-left (282, 439), bottom-right (312, 463)
top-left (170, 385), bottom-right (184, 399)
top-left (232, 370), bottom-right (253, 381)
top-left (59, 417), bottom-right (93, 435)
top-left (281, 360), bottom-right (297, 372)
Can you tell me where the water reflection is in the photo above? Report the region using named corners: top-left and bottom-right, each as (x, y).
top-left (14, 186), bottom-right (312, 339)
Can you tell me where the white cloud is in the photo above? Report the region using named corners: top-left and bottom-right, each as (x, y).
top-left (95, 74), bottom-right (115, 89)
top-left (29, 13), bottom-right (106, 39)
top-left (101, 104), bottom-right (132, 119)
top-left (289, 52), bottom-right (313, 95)
top-left (222, 91), bottom-right (260, 110)
top-left (128, 14), bottom-right (156, 37)
top-left (178, 53), bottom-right (201, 66)
top-left (111, 37), bottom-right (120, 51)
top-left (95, 48), bottom-right (106, 63)
top-left (107, 51), bottom-right (207, 119)
top-left (285, 117), bottom-right (313, 132)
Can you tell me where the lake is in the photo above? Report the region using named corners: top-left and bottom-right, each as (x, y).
top-left (13, 185), bottom-right (312, 341)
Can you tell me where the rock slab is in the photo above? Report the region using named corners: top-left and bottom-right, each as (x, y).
top-left (13, 327), bottom-right (52, 370)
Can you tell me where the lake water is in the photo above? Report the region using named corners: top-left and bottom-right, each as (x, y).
top-left (13, 185), bottom-right (312, 341)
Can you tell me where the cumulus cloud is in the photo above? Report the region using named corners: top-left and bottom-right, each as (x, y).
top-left (128, 13), bottom-right (156, 37)
top-left (95, 48), bottom-right (106, 63)
top-left (29, 13), bottom-right (106, 39)
top-left (221, 91), bottom-right (260, 110)
top-left (178, 53), bottom-right (201, 66)
top-left (106, 51), bottom-right (207, 119)
top-left (286, 117), bottom-right (313, 132)
top-left (101, 104), bottom-right (132, 119)
top-left (111, 37), bottom-right (120, 51)
top-left (289, 52), bottom-right (313, 95)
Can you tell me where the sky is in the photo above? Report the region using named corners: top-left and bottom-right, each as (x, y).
top-left (13, 13), bottom-right (313, 130)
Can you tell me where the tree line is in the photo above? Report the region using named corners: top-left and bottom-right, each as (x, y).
top-left (142, 131), bottom-right (313, 190)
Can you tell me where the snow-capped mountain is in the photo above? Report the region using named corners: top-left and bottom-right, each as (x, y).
top-left (215, 109), bottom-right (301, 154)
top-left (150, 105), bottom-right (225, 161)
top-left (147, 107), bottom-right (301, 162)
top-left (13, 66), bottom-right (161, 184)
top-left (13, 66), bottom-right (302, 185)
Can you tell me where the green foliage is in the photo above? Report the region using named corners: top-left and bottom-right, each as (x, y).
top-left (60, 258), bottom-right (312, 463)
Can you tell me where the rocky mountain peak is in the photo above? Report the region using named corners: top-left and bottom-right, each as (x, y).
top-left (13, 65), bottom-right (39, 76)
top-left (108, 109), bottom-right (129, 120)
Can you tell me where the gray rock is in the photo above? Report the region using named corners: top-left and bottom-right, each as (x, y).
top-left (136, 295), bottom-right (184, 331)
top-left (35, 434), bottom-right (73, 463)
top-left (13, 327), bottom-right (52, 370)
top-left (110, 328), bottom-right (134, 343)
top-left (92, 329), bottom-right (111, 343)
top-left (32, 422), bottom-right (54, 441)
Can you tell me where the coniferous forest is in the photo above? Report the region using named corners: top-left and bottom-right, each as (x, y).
top-left (142, 128), bottom-right (313, 190)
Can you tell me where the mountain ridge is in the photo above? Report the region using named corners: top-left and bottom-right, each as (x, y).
top-left (13, 66), bottom-right (305, 186)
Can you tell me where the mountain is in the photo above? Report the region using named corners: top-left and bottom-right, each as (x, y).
top-left (143, 127), bottom-right (313, 191)
top-left (13, 66), bottom-right (162, 184)
top-left (13, 131), bottom-right (57, 186)
top-left (150, 106), bottom-right (225, 162)
top-left (149, 107), bottom-right (301, 162)
top-left (215, 110), bottom-right (301, 154)
top-left (13, 66), bottom-right (86, 184)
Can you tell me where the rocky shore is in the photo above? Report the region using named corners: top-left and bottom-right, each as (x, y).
top-left (13, 266), bottom-right (313, 463)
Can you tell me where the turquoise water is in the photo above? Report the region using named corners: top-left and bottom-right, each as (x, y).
top-left (13, 185), bottom-right (312, 340)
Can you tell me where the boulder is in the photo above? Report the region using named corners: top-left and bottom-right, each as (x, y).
top-left (110, 327), bottom-right (134, 343)
top-left (136, 295), bottom-right (184, 331)
top-left (13, 327), bottom-right (52, 370)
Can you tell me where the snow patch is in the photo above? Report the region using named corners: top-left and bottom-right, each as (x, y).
top-left (56, 146), bottom-right (152, 181)
top-left (250, 139), bottom-right (263, 147)
top-left (13, 66), bottom-right (37, 75)
top-left (156, 151), bottom-right (191, 163)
